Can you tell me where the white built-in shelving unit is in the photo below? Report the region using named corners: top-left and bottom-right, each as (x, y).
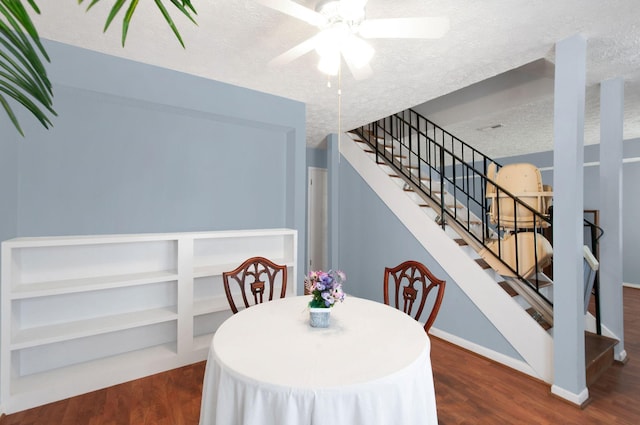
top-left (1, 228), bottom-right (297, 414)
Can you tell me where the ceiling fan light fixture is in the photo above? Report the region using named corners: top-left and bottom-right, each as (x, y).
top-left (260, 0), bottom-right (448, 80)
top-left (341, 34), bottom-right (374, 68)
top-left (315, 25), bottom-right (348, 58)
top-left (318, 50), bottom-right (341, 75)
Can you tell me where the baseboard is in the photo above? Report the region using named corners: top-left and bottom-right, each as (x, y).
top-left (623, 282), bottom-right (640, 289)
top-left (551, 384), bottom-right (589, 406)
top-left (429, 327), bottom-right (540, 380)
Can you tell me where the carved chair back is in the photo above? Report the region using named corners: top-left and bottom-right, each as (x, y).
top-left (223, 256), bottom-right (288, 314)
top-left (383, 260), bottom-right (446, 333)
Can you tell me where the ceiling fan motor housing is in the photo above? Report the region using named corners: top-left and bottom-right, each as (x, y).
top-left (316, 0), bottom-right (366, 29)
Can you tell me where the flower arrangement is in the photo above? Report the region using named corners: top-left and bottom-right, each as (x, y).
top-left (304, 270), bottom-right (346, 308)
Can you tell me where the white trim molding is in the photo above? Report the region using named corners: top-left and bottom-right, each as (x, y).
top-left (429, 327), bottom-right (539, 379)
top-left (615, 349), bottom-right (629, 363)
top-left (551, 385), bottom-right (589, 406)
top-left (539, 155), bottom-right (640, 171)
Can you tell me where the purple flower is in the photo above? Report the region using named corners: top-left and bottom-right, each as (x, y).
top-left (322, 291), bottom-right (335, 306)
top-left (331, 286), bottom-right (345, 302)
top-left (306, 269), bottom-right (347, 308)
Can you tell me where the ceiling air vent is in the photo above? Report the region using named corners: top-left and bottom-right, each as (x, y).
top-left (477, 123), bottom-right (504, 132)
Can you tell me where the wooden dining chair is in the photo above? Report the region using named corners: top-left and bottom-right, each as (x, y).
top-left (383, 260), bottom-right (446, 333)
top-left (223, 256), bottom-right (288, 314)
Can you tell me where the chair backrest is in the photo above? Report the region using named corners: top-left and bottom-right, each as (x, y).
top-left (383, 260), bottom-right (446, 333)
top-left (541, 184), bottom-right (553, 215)
top-left (223, 256), bottom-right (288, 314)
top-left (486, 162), bottom-right (498, 225)
top-left (486, 162), bottom-right (498, 198)
top-left (492, 163), bottom-right (550, 230)
top-left (482, 231), bottom-right (553, 278)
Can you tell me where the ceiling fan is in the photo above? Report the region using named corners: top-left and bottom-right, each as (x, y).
top-left (256, 0), bottom-right (449, 80)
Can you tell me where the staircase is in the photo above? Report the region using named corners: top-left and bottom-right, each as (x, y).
top-left (343, 108), bottom-right (618, 388)
top-left (347, 130), bottom-right (554, 330)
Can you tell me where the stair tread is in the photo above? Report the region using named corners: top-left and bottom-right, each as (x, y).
top-left (498, 281), bottom-right (519, 297)
top-left (525, 278), bottom-right (553, 289)
top-left (378, 148), bottom-right (406, 159)
top-left (475, 258), bottom-right (491, 270)
top-left (454, 238), bottom-right (468, 246)
top-left (526, 308), bottom-right (552, 330)
top-left (362, 129), bottom-right (384, 140)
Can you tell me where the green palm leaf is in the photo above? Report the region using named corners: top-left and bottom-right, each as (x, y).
top-left (2, 1), bottom-right (198, 136)
top-left (79, 0), bottom-right (197, 47)
top-left (0, 0), bottom-right (54, 136)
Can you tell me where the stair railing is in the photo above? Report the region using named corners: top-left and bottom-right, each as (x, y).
top-left (584, 210), bottom-right (604, 334)
top-left (351, 108), bottom-right (553, 305)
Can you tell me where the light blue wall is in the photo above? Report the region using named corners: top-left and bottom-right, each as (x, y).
top-left (0, 41), bottom-right (305, 236)
top-left (16, 84), bottom-right (290, 235)
top-left (0, 87), bottom-right (19, 414)
top-left (306, 147), bottom-right (328, 169)
top-left (337, 158), bottom-right (523, 361)
top-left (0, 40), bottom-right (306, 284)
top-left (0, 124), bottom-right (18, 244)
top-left (496, 138), bottom-right (640, 285)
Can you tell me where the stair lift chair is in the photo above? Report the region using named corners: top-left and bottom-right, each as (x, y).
top-left (482, 163), bottom-right (553, 278)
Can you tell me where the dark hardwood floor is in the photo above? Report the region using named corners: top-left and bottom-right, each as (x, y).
top-left (2, 287), bottom-right (638, 425)
top-left (432, 286), bottom-right (639, 425)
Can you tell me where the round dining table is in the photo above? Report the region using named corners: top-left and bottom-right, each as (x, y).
top-left (198, 295), bottom-right (438, 425)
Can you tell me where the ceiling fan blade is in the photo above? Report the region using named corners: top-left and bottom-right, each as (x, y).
top-left (269, 34), bottom-right (321, 67)
top-left (359, 17), bottom-right (450, 39)
top-left (255, 0), bottom-right (327, 27)
top-left (343, 52), bottom-right (373, 81)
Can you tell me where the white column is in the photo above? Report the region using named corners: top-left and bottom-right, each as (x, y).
top-left (286, 129), bottom-right (307, 294)
top-left (327, 133), bottom-right (340, 270)
top-left (599, 77), bottom-right (627, 361)
top-left (551, 34), bottom-right (588, 405)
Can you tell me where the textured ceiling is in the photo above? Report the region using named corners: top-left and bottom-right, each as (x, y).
top-left (31, 1), bottom-right (640, 157)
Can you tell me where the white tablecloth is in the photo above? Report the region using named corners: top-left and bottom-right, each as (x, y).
top-left (199, 296), bottom-right (438, 425)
